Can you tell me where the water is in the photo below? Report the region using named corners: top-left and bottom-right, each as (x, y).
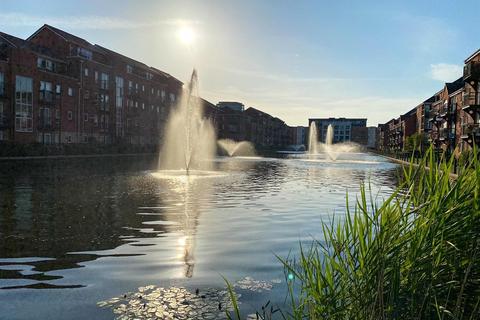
top-left (217, 139), bottom-right (256, 157)
top-left (0, 153), bottom-right (398, 319)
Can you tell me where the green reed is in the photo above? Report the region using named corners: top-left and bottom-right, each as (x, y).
top-left (227, 147), bottom-right (480, 319)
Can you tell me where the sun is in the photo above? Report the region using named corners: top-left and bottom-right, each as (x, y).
top-left (178, 26), bottom-right (195, 45)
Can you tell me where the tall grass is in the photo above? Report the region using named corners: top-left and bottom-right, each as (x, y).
top-left (227, 147), bottom-right (480, 319)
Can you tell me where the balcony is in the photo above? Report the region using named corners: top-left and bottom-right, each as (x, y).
top-left (428, 114), bottom-right (444, 126)
top-left (439, 127), bottom-right (455, 142)
top-left (463, 93), bottom-right (480, 117)
top-left (439, 104), bottom-right (456, 120)
top-left (461, 123), bottom-right (480, 145)
top-left (463, 61), bottom-right (480, 82)
top-left (39, 90), bottom-right (54, 103)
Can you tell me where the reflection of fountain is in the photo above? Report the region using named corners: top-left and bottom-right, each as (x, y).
top-left (308, 121), bottom-right (318, 154)
top-left (159, 70), bottom-right (216, 173)
top-left (217, 139), bottom-right (256, 157)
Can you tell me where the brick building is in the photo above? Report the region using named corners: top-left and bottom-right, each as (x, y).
top-left (377, 48), bottom-right (480, 154)
top-left (308, 118), bottom-right (368, 145)
top-left (0, 24), bottom-right (183, 146)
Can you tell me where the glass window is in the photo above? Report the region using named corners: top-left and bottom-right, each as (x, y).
top-left (68, 88), bottom-right (73, 96)
top-left (15, 76), bottom-right (33, 132)
top-left (100, 73), bottom-right (109, 89)
top-left (56, 84), bottom-right (61, 95)
top-left (0, 72), bottom-right (4, 95)
top-left (126, 65), bottom-right (133, 74)
top-left (84, 68), bottom-right (89, 76)
top-left (67, 111), bottom-right (73, 120)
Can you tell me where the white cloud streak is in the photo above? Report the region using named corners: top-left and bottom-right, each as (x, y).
top-left (430, 63), bottom-right (462, 82)
top-left (0, 13), bottom-right (200, 30)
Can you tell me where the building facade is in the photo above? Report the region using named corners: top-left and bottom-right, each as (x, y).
top-left (308, 118), bottom-right (368, 145)
top-left (378, 48), bottom-right (480, 154)
top-left (0, 25), bottom-right (183, 147)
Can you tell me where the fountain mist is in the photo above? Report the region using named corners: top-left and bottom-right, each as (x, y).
top-left (308, 121), bottom-right (318, 154)
top-left (159, 70), bottom-right (216, 172)
top-left (217, 139), bottom-right (256, 157)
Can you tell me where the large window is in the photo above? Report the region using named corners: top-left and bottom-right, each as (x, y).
top-left (39, 81), bottom-right (53, 102)
top-left (0, 72), bottom-right (4, 95)
top-left (100, 73), bottom-right (109, 89)
top-left (37, 57), bottom-right (54, 71)
top-left (99, 94), bottom-right (109, 111)
top-left (15, 76), bottom-right (33, 132)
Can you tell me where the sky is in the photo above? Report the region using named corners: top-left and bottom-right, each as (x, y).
top-left (1, 0), bottom-right (479, 127)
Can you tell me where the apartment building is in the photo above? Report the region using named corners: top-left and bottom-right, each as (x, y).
top-left (0, 24), bottom-right (183, 146)
top-left (308, 118), bottom-right (368, 145)
top-left (378, 48), bottom-right (480, 154)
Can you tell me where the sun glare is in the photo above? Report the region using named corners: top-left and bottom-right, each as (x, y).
top-left (178, 26), bottom-right (195, 45)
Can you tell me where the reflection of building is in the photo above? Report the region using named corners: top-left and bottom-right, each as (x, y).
top-left (367, 127), bottom-right (377, 149)
top-left (308, 118), bottom-right (368, 144)
top-left (290, 126), bottom-right (307, 146)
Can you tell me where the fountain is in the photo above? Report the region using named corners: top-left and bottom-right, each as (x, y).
top-left (217, 139), bottom-right (256, 157)
top-left (321, 124), bottom-right (360, 160)
top-left (308, 121), bottom-right (318, 154)
top-left (159, 70), bottom-right (216, 173)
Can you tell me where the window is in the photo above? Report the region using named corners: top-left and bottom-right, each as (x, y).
top-left (15, 76), bottom-right (33, 132)
top-left (135, 101), bottom-right (138, 108)
top-left (142, 103), bottom-right (145, 110)
top-left (84, 68), bottom-right (89, 76)
top-left (99, 94), bottom-right (109, 111)
top-left (67, 111), bottom-right (73, 120)
top-left (84, 113), bottom-right (88, 122)
top-left (161, 90), bottom-right (166, 101)
top-left (94, 71), bottom-right (99, 83)
top-left (37, 57), bottom-right (54, 71)
top-left (100, 73), bottom-right (109, 89)
top-left (76, 47), bottom-right (92, 60)
top-left (128, 80), bottom-right (133, 94)
top-left (40, 107), bottom-right (51, 127)
top-left (0, 72), bottom-right (4, 95)
top-left (67, 88), bottom-right (73, 96)
top-left (169, 93), bottom-right (175, 102)
top-left (151, 88), bottom-right (154, 95)
top-left (126, 65), bottom-right (133, 74)
top-left (56, 109), bottom-right (60, 119)
top-left (146, 72), bottom-right (153, 80)
top-left (142, 85), bottom-right (145, 92)
top-left (39, 81), bottom-right (53, 102)
top-left (55, 84), bottom-right (61, 95)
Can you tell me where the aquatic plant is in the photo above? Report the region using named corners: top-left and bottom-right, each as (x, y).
top-left (227, 147), bottom-right (480, 319)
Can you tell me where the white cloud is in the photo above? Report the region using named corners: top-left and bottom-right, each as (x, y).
top-left (0, 13), bottom-right (199, 30)
top-left (430, 63), bottom-right (462, 82)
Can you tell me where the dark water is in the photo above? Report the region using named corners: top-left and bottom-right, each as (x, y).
top-left (0, 153), bottom-right (398, 319)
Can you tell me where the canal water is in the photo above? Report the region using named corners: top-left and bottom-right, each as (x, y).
top-left (0, 153), bottom-right (398, 319)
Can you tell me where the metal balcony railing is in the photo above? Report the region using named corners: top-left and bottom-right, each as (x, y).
top-left (464, 61), bottom-right (480, 81)
top-left (463, 92), bottom-right (479, 106)
top-left (462, 123), bottom-right (480, 136)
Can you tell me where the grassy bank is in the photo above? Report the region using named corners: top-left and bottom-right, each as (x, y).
top-left (228, 148), bottom-right (480, 319)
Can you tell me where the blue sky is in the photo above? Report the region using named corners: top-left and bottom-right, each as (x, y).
top-left (1, 0), bottom-right (479, 126)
